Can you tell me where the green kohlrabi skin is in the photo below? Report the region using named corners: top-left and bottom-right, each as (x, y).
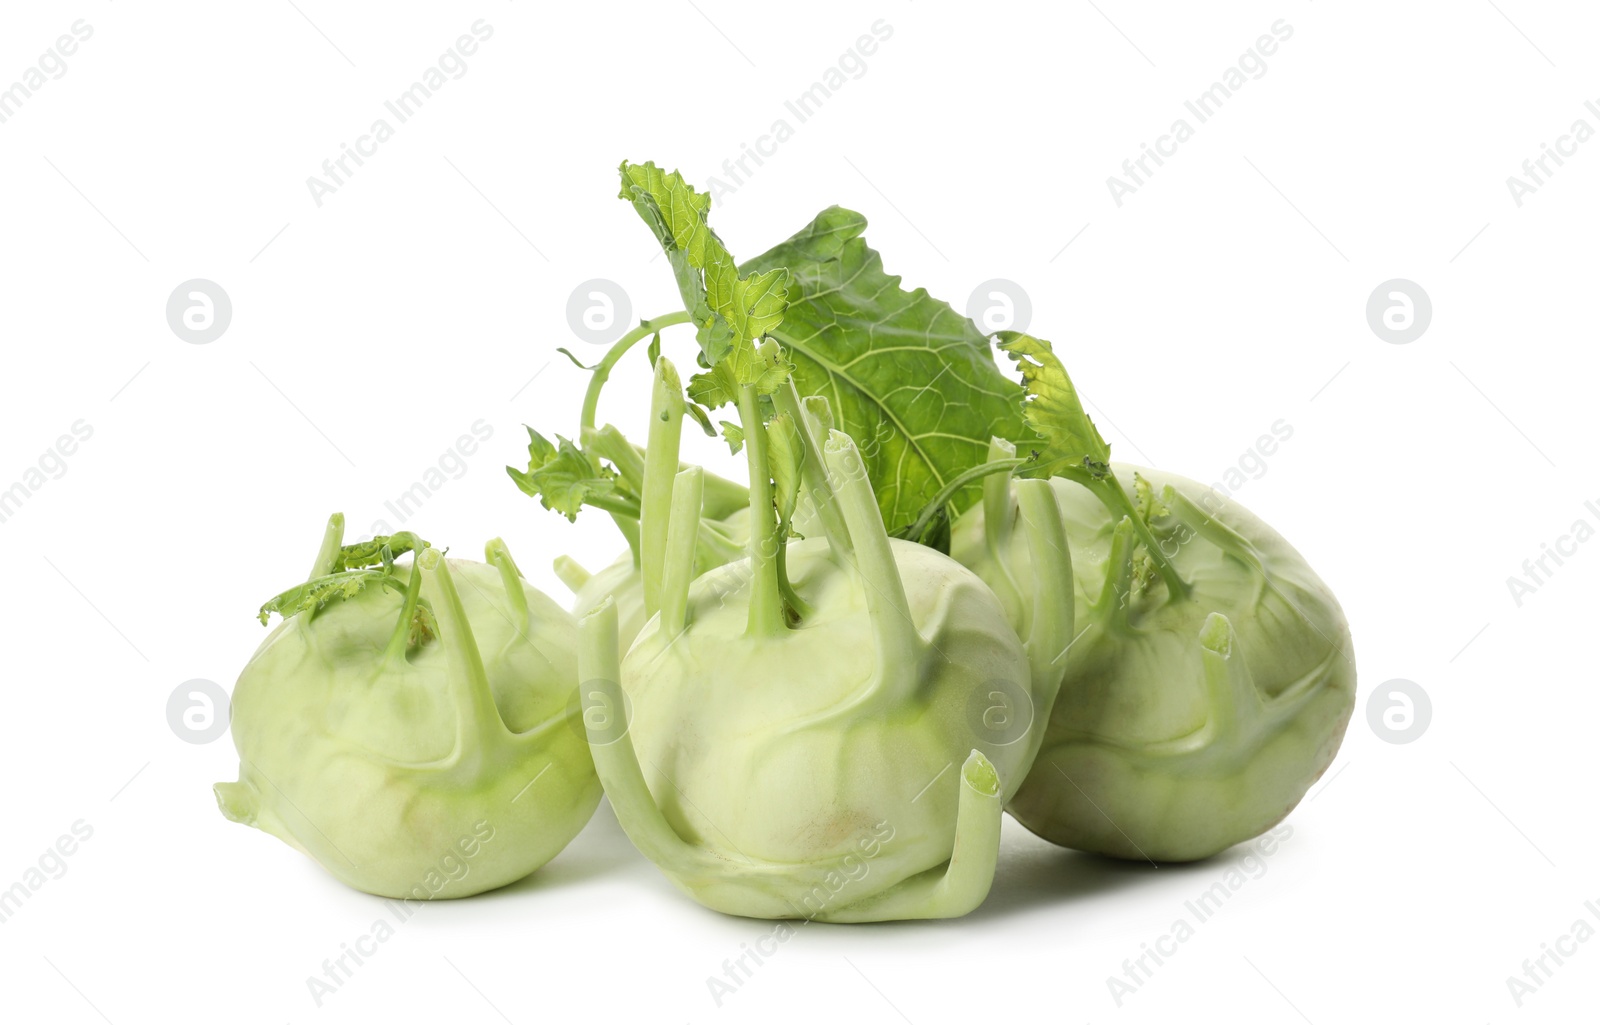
top-left (579, 432), bottom-right (1076, 922)
top-left (216, 525), bottom-right (600, 899)
top-left (626, 538), bottom-right (1020, 913)
top-left (950, 462), bottom-right (1356, 863)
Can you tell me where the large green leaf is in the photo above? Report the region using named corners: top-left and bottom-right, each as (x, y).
top-left (740, 207), bottom-right (1026, 530)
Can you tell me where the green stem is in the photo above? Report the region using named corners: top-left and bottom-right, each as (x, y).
top-left (576, 599), bottom-right (716, 879)
top-left (821, 430), bottom-right (919, 680)
top-left (419, 550), bottom-right (507, 758)
top-left (775, 540), bottom-right (812, 622)
top-left (1198, 612), bottom-right (1262, 742)
top-left (381, 557), bottom-right (426, 664)
top-left (982, 441), bottom-right (1020, 553)
top-left (978, 440), bottom-right (1026, 623)
top-left (485, 538), bottom-right (530, 633)
top-left (904, 451), bottom-right (1025, 546)
top-left (1016, 478), bottom-right (1073, 677)
top-left (617, 439), bottom-right (748, 520)
top-left (582, 425), bottom-right (647, 494)
top-left (1160, 484), bottom-right (1265, 573)
top-left (641, 358), bottom-right (685, 619)
top-left (579, 310), bottom-right (694, 432)
top-left (1012, 480), bottom-right (1073, 780)
top-left (552, 555), bottom-right (591, 594)
top-left (660, 467), bottom-right (703, 637)
top-left (1089, 476), bottom-right (1190, 603)
top-left (737, 384), bottom-right (786, 638)
top-left (576, 493), bottom-right (642, 519)
top-left (1093, 517), bottom-right (1138, 632)
top-left (772, 381), bottom-right (848, 557)
top-left (308, 512), bottom-right (346, 579)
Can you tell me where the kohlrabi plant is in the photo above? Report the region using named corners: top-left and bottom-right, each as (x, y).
top-left (581, 437), bottom-right (1074, 920)
top-left (512, 163), bottom-right (1033, 656)
top-left (215, 517), bottom-right (600, 898)
top-left (552, 162), bottom-right (1077, 921)
top-left (947, 331), bottom-right (1357, 862)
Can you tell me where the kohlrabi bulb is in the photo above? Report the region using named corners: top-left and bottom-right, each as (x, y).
top-left (951, 459), bottom-right (1355, 862)
top-left (579, 430), bottom-right (1075, 921)
top-left (215, 518), bottom-right (600, 898)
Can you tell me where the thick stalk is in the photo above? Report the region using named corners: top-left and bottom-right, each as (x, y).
top-left (552, 555), bottom-right (591, 594)
top-left (641, 357), bottom-right (685, 618)
top-left (577, 600), bottom-right (712, 873)
top-left (485, 538), bottom-right (530, 631)
top-left (982, 439), bottom-right (1019, 553)
top-left (771, 381), bottom-right (848, 556)
top-left (1160, 484), bottom-right (1264, 572)
top-left (978, 439), bottom-right (1026, 625)
top-left (774, 541), bottom-right (812, 621)
top-left (1198, 612), bottom-right (1263, 743)
top-left (821, 430), bottom-right (920, 679)
top-left (620, 439), bottom-right (748, 520)
top-left (737, 384), bottom-right (786, 638)
top-left (1094, 517), bottom-right (1138, 633)
top-left (659, 467), bottom-right (704, 636)
top-left (579, 310), bottom-right (693, 432)
top-left (380, 558), bottom-right (427, 664)
top-left (1015, 478), bottom-right (1073, 694)
top-left (419, 550), bottom-right (508, 759)
top-left (308, 512), bottom-right (345, 579)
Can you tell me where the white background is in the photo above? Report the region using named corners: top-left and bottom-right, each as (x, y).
top-left (1, 1), bottom-right (1596, 1022)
